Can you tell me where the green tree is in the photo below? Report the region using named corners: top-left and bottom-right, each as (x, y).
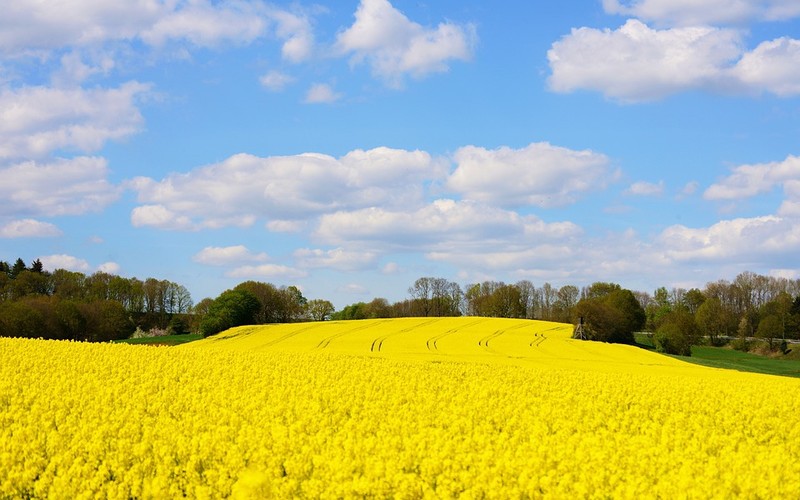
top-left (306, 299), bottom-right (335, 321)
top-left (573, 287), bottom-right (644, 344)
top-left (756, 314), bottom-right (783, 350)
top-left (653, 309), bottom-right (698, 356)
top-left (167, 315), bottom-right (191, 335)
top-left (199, 289), bottom-right (260, 337)
top-left (695, 297), bottom-right (729, 345)
top-left (0, 300), bottom-right (46, 338)
top-left (10, 258), bottom-right (27, 279)
top-left (573, 299), bottom-right (627, 343)
top-left (81, 300), bottom-right (135, 342)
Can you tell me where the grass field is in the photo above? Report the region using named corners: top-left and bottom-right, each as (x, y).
top-left (5, 318), bottom-right (800, 498)
top-left (113, 333), bottom-right (203, 346)
top-left (635, 332), bottom-right (800, 378)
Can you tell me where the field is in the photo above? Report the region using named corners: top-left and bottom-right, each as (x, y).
top-left (3, 317), bottom-right (800, 498)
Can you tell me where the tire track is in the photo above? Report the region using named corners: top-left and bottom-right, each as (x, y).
top-left (426, 318), bottom-right (488, 352)
top-left (370, 318), bottom-right (441, 353)
top-left (262, 323), bottom-right (326, 347)
top-left (317, 320), bottom-right (391, 349)
top-left (528, 326), bottom-right (564, 347)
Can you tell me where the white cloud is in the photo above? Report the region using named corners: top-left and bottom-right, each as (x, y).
top-left (626, 180), bottom-right (665, 196)
top-left (549, 19), bottom-right (800, 101)
top-left (548, 20), bottom-right (742, 102)
top-left (294, 248), bottom-right (378, 271)
top-left (0, 157), bottom-right (120, 217)
top-left (305, 83), bottom-right (342, 104)
top-left (227, 264), bottom-right (307, 280)
top-left (314, 199), bottom-right (582, 249)
top-left (731, 37), bottom-right (800, 96)
top-left (140, 1), bottom-right (267, 48)
top-left (130, 147), bottom-right (443, 229)
top-left (0, 82), bottom-right (150, 159)
top-left (97, 262), bottom-right (120, 274)
top-left (704, 154), bottom-right (800, 200)
top-left (259, 70), bottom-right (295, 91)
top-left (335, 0), bottom-right (475, 87)
top-left (0, 1), bottom-right (165, 55)
top-left (658, 215), bottom-right (800, 263)
top-left (602, 0), bottom-right (800, 26)
top-left (52, 51), bottom-right (115, 86)
top-left (39, 254), bottom-right (91, 272)
top-left (0, 1), bottom-right (314, 63)
top-left (193, 245), bottom-right (269, 266)
top-left (270, 8), bottom-right (315, 63)
top-left (267, 220), bottom-right (306, 232)
top-left (447, 143), bottom-right (613, 207)
top-left (0, 219), bottom-right (62, 238)
top-left (130, 204), bottom-right (195, 231)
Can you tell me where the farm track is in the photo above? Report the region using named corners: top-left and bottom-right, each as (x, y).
top-left (317, 320), bottom-right (392, 349)
top-left (426, 318), bottom-right (488, 352)
top-left (370, 318), bottom-right (441, 353)
top-left (263, 323), bottom-right (327, 347)
top-left (528, 326), bottom-right (562, 347)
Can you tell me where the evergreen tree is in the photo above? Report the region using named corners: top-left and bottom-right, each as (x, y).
top-left (10, 258), bottom-right (26, 278)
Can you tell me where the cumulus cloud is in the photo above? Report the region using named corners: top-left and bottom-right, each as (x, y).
top-left (731, 37), bottom-right (800, 96)
top-left (0, 157), bottom-right (120, 217)
top-left (269, 8), bottom-right (315, 63)
top-left (305, 83), bottom-right (342, 104)
top-left (626, 180), bottom-right (665, 196)
top-left (130, 147), bottom-right (444, 229)
top-left (227, 264), bottom-right (307, 280)
top-left (97, 262), bottom-right (120, 274)
top-left (548, 19), bottom-right (800, 101)
top-left (0, 1), bottom-right (164, 55)
top-left (0, 219), bottom-right (62, 238)
top-left (193, 245), bottom-right (269, 266)
top-left (294, 248), bottom-right (378, 271)
top-left (39, 254), bottom-right (91, 272)
top-left (314, 199), bottom-right (582, 249)
top-left (335, 0), bottom-right (475, 87)
top-left (548, 20), bottom-right (742, 102)
top-left (140, 1), bottom-right (268, 48)
top-left (447, 143), bottom-right (613, 207)
top-left (0, 1), bottom-right (314, 60)
top-left (130, 204), bottom-right (195, 231)
top-left (602, 0), bottom-right (800, 26)
top-left (704, 154), bottom-right (800, 202)
top-left (658, 215), bottom-right (800, 263)
top-left (0, 82), bottom-right (150, 159)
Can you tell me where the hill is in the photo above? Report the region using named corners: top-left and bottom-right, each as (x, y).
top-left (186, 317), bottom-right (699, 375)
top-left (3, 317), bottom-right (800, 498)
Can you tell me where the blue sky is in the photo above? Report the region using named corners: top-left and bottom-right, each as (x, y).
top-left (2, 0), bottom-right (800, 307)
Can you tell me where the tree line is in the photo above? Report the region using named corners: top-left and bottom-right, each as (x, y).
top-left (331, 274), bottom-right (800, 356)
top-left (4, 253), bottom-right (799, 357)
top-left (0, 258), bottom-right (193, 341)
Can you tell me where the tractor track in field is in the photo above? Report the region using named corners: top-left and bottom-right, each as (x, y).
top-left (370, 318), bottom-right (441, 353)
top-left (262, 323), bottom-right (327, 347)
top-left (425, 318), bottom-right (487, 352)
top-left (317, 320), bottom-right (392, 349)
top-left (528, 326), bottom-right (565, 347)
top-left (478, 322), bottom-right (533, 352)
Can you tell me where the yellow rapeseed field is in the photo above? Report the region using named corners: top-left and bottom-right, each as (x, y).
top-left (2, 317), bottom-right (799, 498)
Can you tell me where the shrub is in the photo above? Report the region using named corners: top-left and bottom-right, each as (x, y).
top-left (653, 322), bottom-right (692, 356)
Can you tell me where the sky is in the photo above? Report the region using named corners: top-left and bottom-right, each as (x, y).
top-left (2, 0), bottom-right (800, 307)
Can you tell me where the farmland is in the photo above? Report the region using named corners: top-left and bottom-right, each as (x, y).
top-left (3, 317), bottom-right (800, 498)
